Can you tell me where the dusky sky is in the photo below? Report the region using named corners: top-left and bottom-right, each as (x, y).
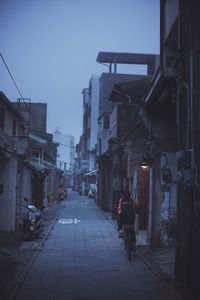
top-left (0, 0), bottom-right (160, 143)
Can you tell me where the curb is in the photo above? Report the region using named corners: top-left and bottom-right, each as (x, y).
top-left (8, 204), bottom-right (64, 300)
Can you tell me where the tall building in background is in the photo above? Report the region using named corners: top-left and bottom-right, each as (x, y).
top-left (74, 76), bottom-right (99, 195)
top-left (53, 127), bottom-right (75, 171)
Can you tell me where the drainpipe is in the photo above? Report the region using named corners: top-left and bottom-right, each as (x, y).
top-left (147, 167), bottom-right (153, 246)
top-left (113, 88), bottom-right (132, 105)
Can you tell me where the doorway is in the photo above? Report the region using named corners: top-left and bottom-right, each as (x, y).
top-left (138, 167), bottom-right (150, 243)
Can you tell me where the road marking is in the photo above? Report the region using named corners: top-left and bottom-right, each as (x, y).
top-left (58, 218), bottom-right (81, 225)
top-left (74, 218), bottom-right (81, 224)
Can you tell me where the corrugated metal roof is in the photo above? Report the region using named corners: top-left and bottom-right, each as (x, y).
top-left (29, 133), bottom-right (47, 144)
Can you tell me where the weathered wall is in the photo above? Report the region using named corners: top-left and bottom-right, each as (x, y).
top-left (90, 76), bottom-right (99, 149)
top-left (160, 152), bottom-right (177, 246)
top-left (0, 101), bottom-right (19, 136)
top-left (175, 0), bottom-right (200, 292)
top-left (16, 167), bottom-right (32, 229)
top-left (0, 157), bottom-right (17, 232)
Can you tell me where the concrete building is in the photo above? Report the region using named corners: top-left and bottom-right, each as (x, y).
top-left (88, 76), bottom-right (99, 172)
top-left (83, 76), bottom-right (99, 196)
top-left (76, 76), bottom-right (99, 196)
top-left (0, 94), bottom-right (57, 231)
top-left (53, 127), bottom-right (75, 172)
top-left (140, 0), bottom-right (200, 295)
top-left (96, 51), bottom-right (159, 212)
top-left (0, 92), bottom-right (21, 231)
top-left (12, 99), bottom-right (59, 228)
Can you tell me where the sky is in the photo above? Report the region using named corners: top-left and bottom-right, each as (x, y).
top-left (0, 0), bottom-right (160, 143)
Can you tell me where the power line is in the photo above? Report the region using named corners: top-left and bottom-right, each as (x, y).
top-left (57, 142), bottom-right (76, 149)
top-left (0, 52), bottom-right (76, 157)
top-left (0, 52), bottom-right (24, 98)
top-left (0, 51), bottom-right (43, 132)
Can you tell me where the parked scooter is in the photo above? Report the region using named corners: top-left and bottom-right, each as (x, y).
top-left (58, 191), bottom-right (65, 201)
top-left (88, 189), bottom-right (96, 199)
top-left (23, 198), bottom-right (43, 241)
top-left (58, 185), bottom-right (67, 201)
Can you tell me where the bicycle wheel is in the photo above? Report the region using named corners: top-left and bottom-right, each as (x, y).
top-left (128, 246), bottom-right (132, 260)
top-left (125, 232), bottom-right (132, 260)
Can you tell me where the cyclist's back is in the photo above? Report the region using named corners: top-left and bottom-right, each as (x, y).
top-left (120, 194), bottom-right (135, 226)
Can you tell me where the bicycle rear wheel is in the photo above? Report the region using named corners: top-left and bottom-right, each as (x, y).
top-left (127, 245), bottom-right (131, 260)
top-left (125, 231), bottom-right (132, 260)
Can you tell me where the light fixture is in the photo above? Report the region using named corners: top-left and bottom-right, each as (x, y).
top-left (141, 161), bottom-right (149, 169)
top-left (140, 156), bottom-right (153, 169)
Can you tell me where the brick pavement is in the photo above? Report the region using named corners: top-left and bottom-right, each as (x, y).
top-left (13, 192), bottom-right (184, 300)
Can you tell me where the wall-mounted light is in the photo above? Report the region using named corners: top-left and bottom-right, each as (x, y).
top-left (141, 161), bottom-right (149, 169)
top-left (140, 156), bottom-right (153, 169)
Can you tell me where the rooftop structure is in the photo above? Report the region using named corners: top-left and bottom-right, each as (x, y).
top-left (96, 51), bottom-right (159, 75)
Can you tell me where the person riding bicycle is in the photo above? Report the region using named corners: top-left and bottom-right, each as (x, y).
top-left (117, 190), bottom-right (139, 243)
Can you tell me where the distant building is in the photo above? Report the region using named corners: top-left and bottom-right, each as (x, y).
top-left (74, 76), bottom-right (99, 196)
top-left (53, 127), bottom-right (75, 171)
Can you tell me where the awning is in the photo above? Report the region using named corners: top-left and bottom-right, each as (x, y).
top-left (84, 170), bottom-right (98, 176)
top-left (44, 161), bottom-right (63, 172)
top-left (109, 77), bottom-right (151, 103)
top-left (26, 160), bottom-right (46, 172)
top-left (144, 67), bottom-right (177, 106)
top-left (29, 133), bottom-right (47, 144)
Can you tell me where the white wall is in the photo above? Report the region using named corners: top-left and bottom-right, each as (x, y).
top-left (53, 129), bottom-right (75, 170)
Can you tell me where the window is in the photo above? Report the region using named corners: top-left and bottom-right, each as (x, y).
top-left (0, 107), bottom-right (5, 130)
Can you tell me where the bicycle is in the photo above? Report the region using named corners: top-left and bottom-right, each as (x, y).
top-left (123, 225), bottom-right (136, 260)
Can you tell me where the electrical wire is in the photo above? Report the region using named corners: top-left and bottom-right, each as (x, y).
top-left (56, 142), bottom-right (76, 149)
top-left (0, 52), bottom-right (61, 162)
top-left (0, 52), bottom-right (23, 99)
top-left (0, 51), bottom-right (45, 132)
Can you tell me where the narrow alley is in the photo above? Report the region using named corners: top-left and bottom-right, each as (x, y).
top-left (13, 193), bottom-right (182, 300)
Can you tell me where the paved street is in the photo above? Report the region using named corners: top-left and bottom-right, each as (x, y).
top-left (14, 193), bottom-right (183, 300)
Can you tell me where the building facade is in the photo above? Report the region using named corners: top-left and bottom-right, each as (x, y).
top-left (75, 76), bottom-right (99, 196)
top-left (0, 92), bottom-right (59, 232)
